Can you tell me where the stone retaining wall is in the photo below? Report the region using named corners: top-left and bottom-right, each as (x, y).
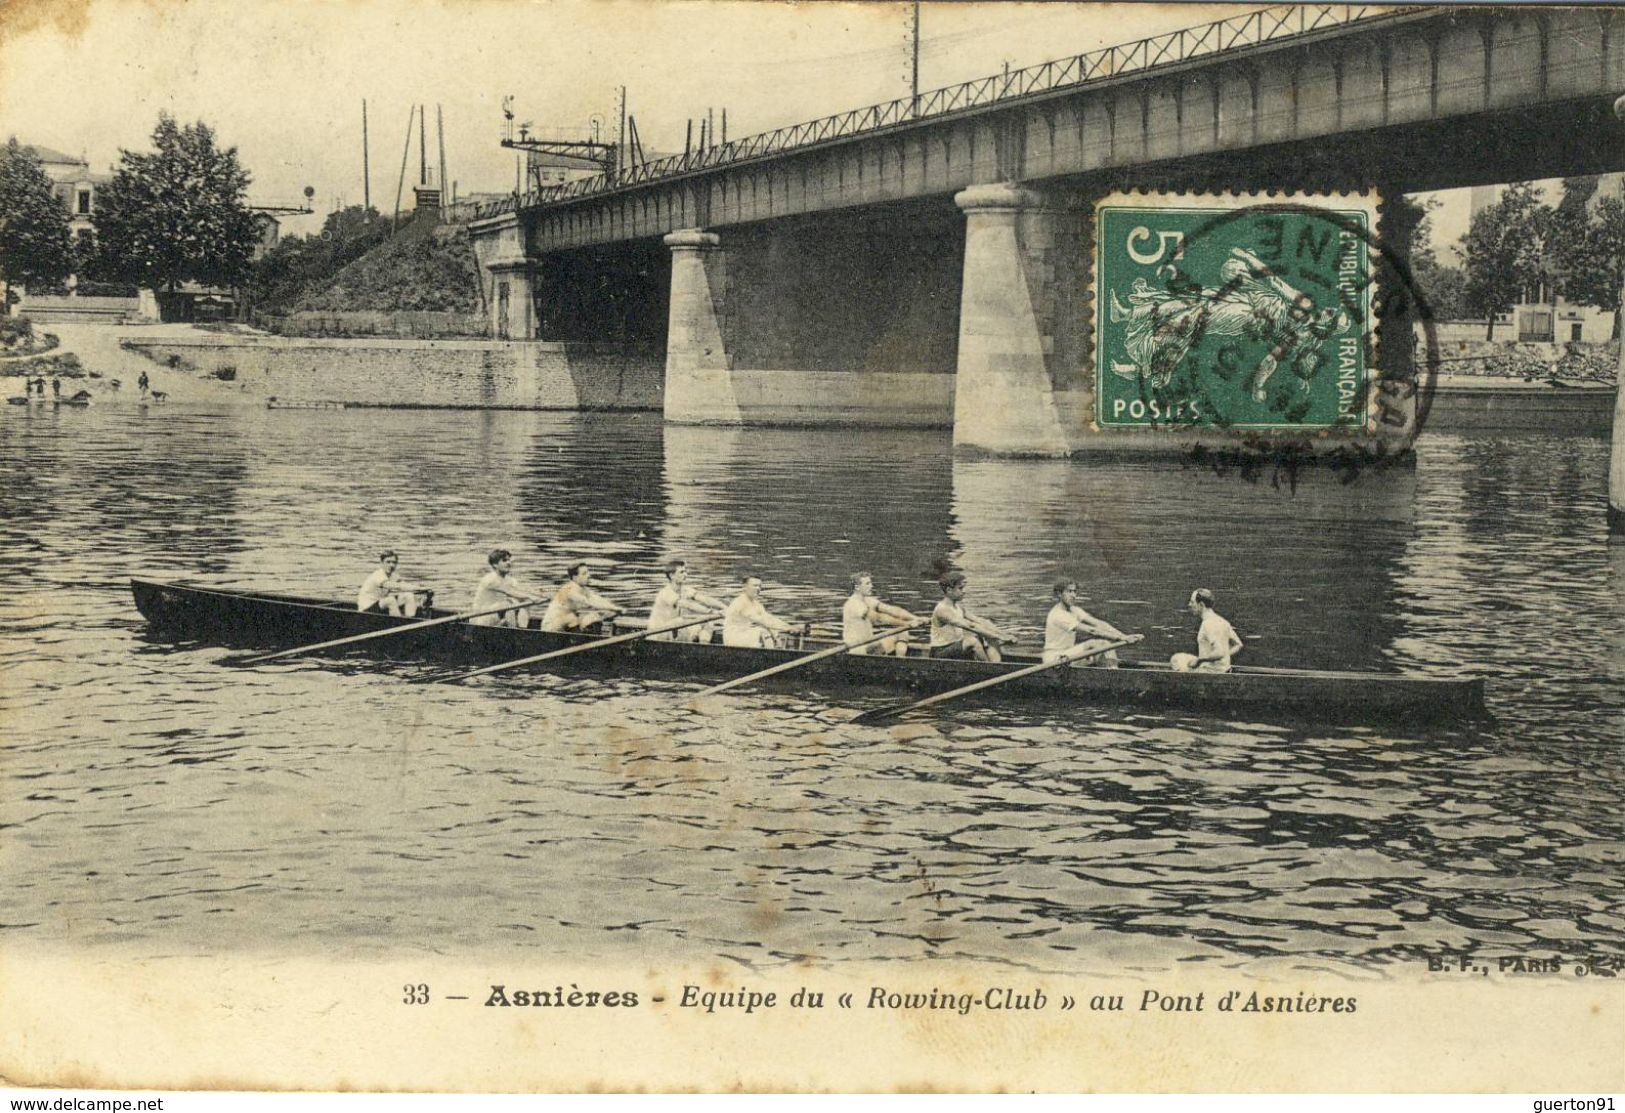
top-left (120, 336), bottom-right (662, 410)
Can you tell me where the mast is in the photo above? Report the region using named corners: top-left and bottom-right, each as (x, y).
top-left (362, 99), bottom-right (371, 215)
top-left (437, 104), bottom-right (448, 218)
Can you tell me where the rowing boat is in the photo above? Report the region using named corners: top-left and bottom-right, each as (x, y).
top-left (129, 579), bottom-right (1487, 722)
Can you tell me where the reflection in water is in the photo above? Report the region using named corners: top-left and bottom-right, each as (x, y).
top-left (0, 404), bottom-right (1620, 971)
top-left (950, 456), bottom-right (1415, 669)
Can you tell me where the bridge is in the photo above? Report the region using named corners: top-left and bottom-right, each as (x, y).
top-left (469, 4), bottom-right (1625, 467)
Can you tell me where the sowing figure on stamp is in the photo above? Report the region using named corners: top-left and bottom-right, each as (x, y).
top-left (1109, 247), bottom-right (1351, 403)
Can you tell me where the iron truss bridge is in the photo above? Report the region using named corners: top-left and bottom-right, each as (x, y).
top-left (473, 4), bottom-right (1407, 221)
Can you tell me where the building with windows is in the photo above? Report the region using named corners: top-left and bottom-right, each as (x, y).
top-left (18, 142), bottom-right (111, 263)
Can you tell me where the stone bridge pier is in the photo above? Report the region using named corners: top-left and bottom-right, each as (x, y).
top-left (662, 206), bottom-right (963, 426)
top-left (951, 183), bottom-right (1089, 455)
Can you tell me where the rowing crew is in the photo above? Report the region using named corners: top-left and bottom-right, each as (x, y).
top-left (356, 551), bottom-right (1243, 672)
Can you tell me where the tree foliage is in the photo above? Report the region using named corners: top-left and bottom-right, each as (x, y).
top-left (0, 138), bottom-right (75, 296)
top-left (1549, 193), bottom-right (1625, 337)
top-left (296, 217), bottom-right (482, 314)
top-left (91, 114), bottom-right (260, 290)
top-left (1398, 195), bottom-right (1469, 321)
top-left (1460, 182), bottom-right (1549, 339)
top-left (246, 205), bottom-right (391, 312)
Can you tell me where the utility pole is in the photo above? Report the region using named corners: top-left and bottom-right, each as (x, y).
top-left (437, 104), bottom-right (448, 219)
top-left (362, 99), bottom-right (371, 216)
top-left (617, 85), bottom-right (627, 182)
top-left (910, 0), bottom-right (921, 115)
top-left (394, 104), bottom-right (415, 230)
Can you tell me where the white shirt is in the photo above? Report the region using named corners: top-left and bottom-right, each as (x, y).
top-left (357, 567), bottom-right (398, 612)
top-left (650, 583), bottom-right (684, 628)
top-left (542, 581), bottom-right (615, 632)
top-left (1196, 610), bottom-right (1240, 672)
top-left (1043, 603), bottom-right (1091, 656)
top-left (723, 593), bottom-right (789, 647)
top-left (472, 569), bottom-right (526, 613)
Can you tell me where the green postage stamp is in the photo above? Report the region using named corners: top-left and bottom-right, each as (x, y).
top-left (1094, 191), bottom-right (1382, 432)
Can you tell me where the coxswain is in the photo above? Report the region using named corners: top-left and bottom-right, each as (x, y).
top-left (1042, 581), bottom-right (1128, 666)
top-left (470, 549), bottom-right (540, 629)
top-left (929, 572), bottom-right (1012, 662)
top-left (1170, 588), bottom-right (1243, 672)
top-left (722, 576), bottom-right (800, 649)
top-left (649, 560), bottom-right (725, 642)
top-left (843, 572), bottom-right (919, 657)
top-left (541, 562), bottom-right (622, 634)
top-left (356, 550), bottom-right (430, 617)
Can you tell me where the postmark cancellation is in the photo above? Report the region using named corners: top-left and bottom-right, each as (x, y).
top-left (1092, 190), bottom-right (1390, 437)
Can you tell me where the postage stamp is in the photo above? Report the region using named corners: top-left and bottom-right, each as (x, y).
top-left (1094, 191), bottom-right (1383, 433)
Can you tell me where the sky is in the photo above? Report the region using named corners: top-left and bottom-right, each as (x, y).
top-left (0, 0), bottom-right (1479, 247)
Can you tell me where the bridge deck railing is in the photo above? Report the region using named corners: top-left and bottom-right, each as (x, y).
top-left (471, 3), bottom-right (1402, 221)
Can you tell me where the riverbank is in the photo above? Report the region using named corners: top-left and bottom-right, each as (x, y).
top-left (118, 332), bottom-right (662, 410)
top-left (1430, 373), bottom-right (1614, 435)
top-left (1, 321), bottom-right (264, 403)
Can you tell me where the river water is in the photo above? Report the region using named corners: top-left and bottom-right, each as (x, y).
top-left (2, 404), bottom-right (1621, 973)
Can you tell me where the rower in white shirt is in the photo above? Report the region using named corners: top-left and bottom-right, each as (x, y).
top-left (1042, 580), bottom-right (1127, 666)
top-left (928, 571), bottom-right (1013, 662)
top-left (1170, 588), bottom-right (1243, 672)
top-left (356, 550), bottom-right (430, 617)
top-left (842, 572), bottom-right (919, 657)
top-left (541, 562), bottom-right (623, 634)
top-left (470, 549), bottom-right (541, 629)
top-left (649, 560), bottom-right (725, 642)
top-left (722, 576), bottom-right (800, 649)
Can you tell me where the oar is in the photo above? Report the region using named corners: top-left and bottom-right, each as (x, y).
top-left (690, 620), bottom-right (928, 700)
top-left (851, 634), bottom-right (1143, 724)
top-left (233, 598), bottom-right (546, 665)
top-left (428, 612), bottom-right (717, 683)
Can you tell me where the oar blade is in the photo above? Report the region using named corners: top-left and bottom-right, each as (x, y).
top-left (850, 701), bottom-right (913, 725)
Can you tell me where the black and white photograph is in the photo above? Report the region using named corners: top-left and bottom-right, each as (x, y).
top-left (1, 0), bottom-right (1622, 1095)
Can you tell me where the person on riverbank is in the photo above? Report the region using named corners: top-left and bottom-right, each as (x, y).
top-left (843, 572), bottom-right (920, 657)
top-left (1042, 581), bottom-right (1128, 667)
top-left (648, 560), bottom-right (725, 643)
top-left (138, 370), bottom-right (150, 395)
top-left (723, 576), bottom-right (800, 648)
top-left (929, 571), bottom-right (1011, 662)
top-left (50, 377), bottom-right (59, 400)
top-left (470, 549), bottom-right (540, 629)
top-left (542, 562), bottom-right (622, 634)
top-left (357, 550), bottom-right (429, 617)
top-left (1170, 588), bottom-right (1243, 673)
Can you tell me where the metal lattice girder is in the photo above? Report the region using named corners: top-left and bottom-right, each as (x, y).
top-left (492, 3), bottom-right (1412, 215)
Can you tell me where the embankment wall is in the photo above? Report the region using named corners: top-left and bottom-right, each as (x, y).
top-left (120, 336), bottom-right (662, 410)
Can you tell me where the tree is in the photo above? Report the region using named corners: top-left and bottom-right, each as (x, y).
top-left (1550, 194), bottom-right (1625, 340)
top-left (91, 114), bottom-right (260, 294)
top-left (1399, 195), bottom-right (1469, 321)
top-left (245, 205), bottom-right (389, 313)
top-left (0, 138), bottom-right (74, 306)
top-left (1460, 182), bottom-right (1549, 340)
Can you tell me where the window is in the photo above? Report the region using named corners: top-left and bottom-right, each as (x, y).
top-left (77, 189), bottom-right (92, 215)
